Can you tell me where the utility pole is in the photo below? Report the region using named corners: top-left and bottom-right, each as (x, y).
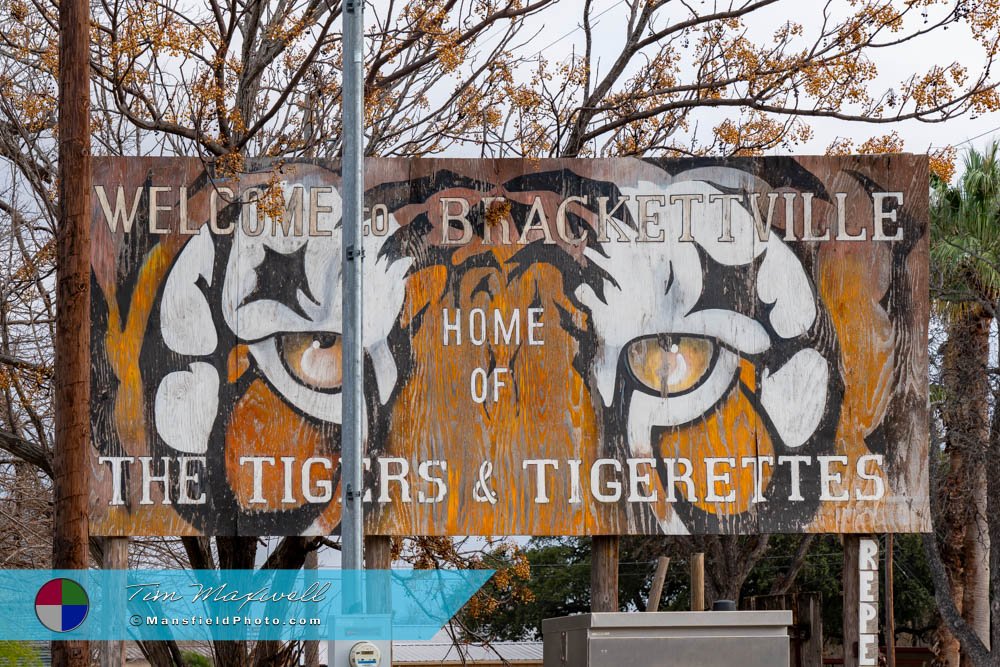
top-left (53, 0), bottom-right (91, 661)
top-left (341, 0), bottom-right (365, 584)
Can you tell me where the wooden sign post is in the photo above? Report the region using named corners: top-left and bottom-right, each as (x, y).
top-left (99, 538), bottom-right (128, 667)
top-left (886, 534), bottom-right (896, 667)
top-left (843, 536), bottom-right (860, 667)
top-left (591, 536), bottom-right (619, 612)
top-left (691, 553), bottom-right (705, 612)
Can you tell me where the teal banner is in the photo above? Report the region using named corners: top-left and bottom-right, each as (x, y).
top-left (0, 569), bottom-right (493, 641)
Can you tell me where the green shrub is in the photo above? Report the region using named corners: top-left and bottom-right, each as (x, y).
top-left (0, 642), bottom-right (42, 666)
top-left (182, 650), bottom-right (213, 667)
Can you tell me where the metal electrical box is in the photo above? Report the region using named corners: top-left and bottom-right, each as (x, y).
top-left (328, 614), bottom-right (392, 667)
top-left (542, 611), bottom-right (793, 667)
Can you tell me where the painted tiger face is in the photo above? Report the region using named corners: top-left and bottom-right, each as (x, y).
top-left (575, 165), bottom-right (842, 533)
top-left (148, 163), bottom-right (841, 535)
top-left (148, 165), bottom-right (411, 534)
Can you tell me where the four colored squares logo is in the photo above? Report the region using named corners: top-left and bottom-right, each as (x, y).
top-left (35, 578), bottom-right (89, 632)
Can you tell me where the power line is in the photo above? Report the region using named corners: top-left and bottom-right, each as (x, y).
top-left (955, 124), bottom-right (1000, 147)
top-left (526, 0), bottom-right (627, 60)
top-left (930, 123), bottom-right (1000, 150)
top-left (526, 560), bottom-right (658, 569)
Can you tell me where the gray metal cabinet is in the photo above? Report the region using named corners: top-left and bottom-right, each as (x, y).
top-left (542, 611), bottom-right (793, 667)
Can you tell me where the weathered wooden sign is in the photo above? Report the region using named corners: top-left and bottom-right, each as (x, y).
top-left (90, 156), bottom-right (929, 536)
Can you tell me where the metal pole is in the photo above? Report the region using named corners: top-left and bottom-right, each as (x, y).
top-left (341, 0), bottom-right (365, 581)
top-left (53, 0), bottom-right (91, 659)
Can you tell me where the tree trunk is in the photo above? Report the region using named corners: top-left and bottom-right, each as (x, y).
top-left (212, 537), bottom-right (257, 667)
top-left (135, 641), bottom-right (185, 667)
top-left (938, 311), bottom-right (992, 667)
top-left (702, 535), bottom-right (770, 605)
top-left (960, 465), bottom-right (990, 667)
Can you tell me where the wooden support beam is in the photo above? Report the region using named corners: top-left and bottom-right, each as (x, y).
top-left (803, 592), bottom-right (824, 667)
top-left (690, 552), bottom-right (705, 611)
top-left (591, 536), bottom-right (619, 612)
top-left (100, 538), bottom-right (128, 667)
top-left (364, 535), bottom-right (392, 569)
top-left (645, 556), bottom-right (670, 612)
top-left (304, 548), bottom-right (319, 667)
top-left (843, 536), bottom-right (861, 667)
top-left (885, 534), bottom-right (896, 667)
top-left (365, 535), bottom-right (392, 614)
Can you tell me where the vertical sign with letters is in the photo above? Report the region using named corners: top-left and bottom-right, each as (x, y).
top-left (858, 538), bottom-right (880, 665)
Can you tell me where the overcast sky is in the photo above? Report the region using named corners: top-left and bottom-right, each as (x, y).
top-left (462, 0), bottom-right (1000, 159)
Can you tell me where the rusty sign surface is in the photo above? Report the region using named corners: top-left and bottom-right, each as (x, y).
top-left (90, 155), bottom-right (930, 536)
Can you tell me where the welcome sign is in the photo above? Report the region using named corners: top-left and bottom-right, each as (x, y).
top-left (89, 156), bottom-right (929, 536)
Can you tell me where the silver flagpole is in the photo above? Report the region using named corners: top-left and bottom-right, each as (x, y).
top-left (341, 0), bottom-right (365, 584)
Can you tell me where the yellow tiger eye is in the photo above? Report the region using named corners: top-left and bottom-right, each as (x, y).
top-left (279, 332), bottom-right (343, 392)
top-left (626, 336), bottom-right (715, 396)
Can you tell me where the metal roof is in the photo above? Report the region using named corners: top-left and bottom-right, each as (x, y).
top-left (117, 640), bottom-right (543, 665)
top-left (392, 642), bottom-right (543, 664)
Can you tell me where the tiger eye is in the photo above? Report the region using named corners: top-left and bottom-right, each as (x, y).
top-left (278, 332), bottom-right (343, 392)
top-left (626, 335), bottom-right (715, 396)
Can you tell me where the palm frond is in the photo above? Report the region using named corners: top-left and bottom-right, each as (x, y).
top-left (931, 140), bottom-right (1000, 313)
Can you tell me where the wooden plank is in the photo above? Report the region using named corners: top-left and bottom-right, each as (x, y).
top-left (591, 536), bottom-right (618, 612)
